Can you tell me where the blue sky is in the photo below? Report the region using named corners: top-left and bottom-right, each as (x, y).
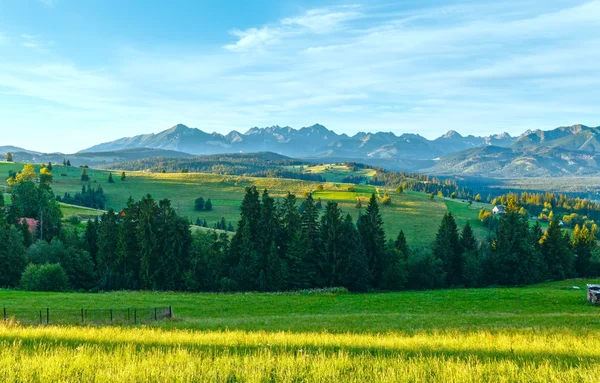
top-left (0, 0), bottom-right (599, 153)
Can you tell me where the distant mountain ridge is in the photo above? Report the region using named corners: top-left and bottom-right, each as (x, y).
top-left (80, 123), bottom-right (516, 159)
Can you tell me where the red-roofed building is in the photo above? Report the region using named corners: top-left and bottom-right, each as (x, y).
top-left (19, 218), bottom-right (39, 234)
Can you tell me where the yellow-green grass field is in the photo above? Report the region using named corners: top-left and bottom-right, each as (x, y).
top-left (285, 163), bottom-right (378, 182)
top-left (1, 280), bottom-right (599, 382)
top-left (0, 163), bottom-right (491, 246)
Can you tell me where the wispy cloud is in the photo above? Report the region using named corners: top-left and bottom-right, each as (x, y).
top-left (224, 27), bottom-right (279, 52)
top-left (281, 7), bottom-right (361, 33)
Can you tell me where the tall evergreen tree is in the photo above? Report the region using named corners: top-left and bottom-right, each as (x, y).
top-left (137, 194), bottom-right (158, 289)
top-left (97, 209), bottom-right (120, 289)
top-left (118, 197), bottom-right (141, 289)
top-left (299, 193), bottom-right (320, 285)
top-left (394, 230), bottom-right (409, 261)
top-left (84, 217), bottom-right (99, 268)
top-left (540, 218), bottom-right (574, 280)
top-left (339, 214), bottom-right (370, 292)
top-left (358, 193), bottom-right (386, 287)
top-left (318, 201), bottom-right (344, 287)
top-left (492, 211), bottom-right (542, 285)
top-left (572, 224), bottom-right (596, 277)
top-left (433, 213), bottom-right (463, 286)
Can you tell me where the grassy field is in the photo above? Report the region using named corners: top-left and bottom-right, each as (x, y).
top-left (286, 163), bottom-right (378, 182)
top-left (0, 162), bottom-right (490, 247)
top-left (1, 280), bottom-right (599, 381)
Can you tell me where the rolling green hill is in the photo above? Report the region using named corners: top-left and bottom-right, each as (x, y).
top-left (0, 162), bottom-right (491, 247)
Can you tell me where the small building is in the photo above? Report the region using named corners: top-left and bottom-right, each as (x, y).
top-left (18, 218), bottom-right (39, 234)
top-left (588, 284), bottom-right (600, 305)
top-left (492, 205), bottom-right (506, 215)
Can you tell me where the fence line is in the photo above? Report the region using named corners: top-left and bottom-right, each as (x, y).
top-left (1, 306), bottom-right (173, 326)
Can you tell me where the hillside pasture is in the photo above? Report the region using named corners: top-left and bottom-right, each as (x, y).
top-left (0, 162), bottom-right (492, 246)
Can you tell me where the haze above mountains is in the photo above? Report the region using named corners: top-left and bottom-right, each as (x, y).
top-left (3, 123), bottom-right (600, 177)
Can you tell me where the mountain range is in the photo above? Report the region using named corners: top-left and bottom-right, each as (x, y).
top-left (81, 123), bottom-right (517, 160)
top-left (4, 123), bottom-right (600, 177)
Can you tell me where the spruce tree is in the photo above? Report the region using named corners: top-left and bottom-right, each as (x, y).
top-left (433, 213), bottom-right (463, 286)
top-left (204, 199), bottom-right (213, 211)
top-left (358, 193), bottom-right (386, 287)
top-left (540, 218), bottom-right (574, 280)
top-left (108, 172), bottom-right (115, 183)
top-left (318, 201), bottom-right (344, 287)
top-left (299, 193), bottom-right (320, 285)
top-left (121, 172), bottom-right (126, 182)
top-left (194, 197), bottom-right (205, 211)
top-left (492, 211), bottom-right (542, 285)
top-left (394, 230), bottom-right (409, 261)
top-left (340, 214), bottom-right (370, 292)
top-left (572, 224), bottom-right (596, 277)
top-left (80, 168), bottom-right (89, 182)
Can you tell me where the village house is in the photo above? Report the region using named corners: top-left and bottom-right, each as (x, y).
top-left (492, 205), bottom-right (506, 215)
top-left (18, 218), bottom-right (39, 234)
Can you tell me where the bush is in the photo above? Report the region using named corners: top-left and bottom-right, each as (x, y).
top-left (68, 216), bottom-right (82, 225)
top-left (20, 263), bottom-right (69, 292)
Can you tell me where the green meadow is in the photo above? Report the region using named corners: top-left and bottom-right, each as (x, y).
top-left (1, 280), bottom-right (599, 382)
top-left (0, 162), bottom-right (491, 247)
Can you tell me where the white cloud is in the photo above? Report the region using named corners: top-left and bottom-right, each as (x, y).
top-left (224, 6), bottom-right (363, 52)
top-left (224, 26), bottom-right (279, 52)
top-left (281, 8), bottom-right (361, 33)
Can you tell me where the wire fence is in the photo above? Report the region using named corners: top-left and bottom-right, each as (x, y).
top-left (1, 306), bottom-right (173, 326)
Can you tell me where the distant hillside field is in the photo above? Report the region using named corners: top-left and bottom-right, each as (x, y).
top-left (0, 162), bottom-right (491, 247)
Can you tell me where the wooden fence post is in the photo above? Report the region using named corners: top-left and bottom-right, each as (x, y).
top-left (3, 307), bottom-right (5, 321)
top-left (110, 309), bottom-right (113, 323)
top-left (46, 308), bottom-right (49, 325)
top-left (169, 306), bottom-right (173, 319)
top-left (134, 309), bottom-right (137, 324)
top-left (39, 310), bottom-right (42, 325)
top-left (154, 308), bottom-right (157, 321)
top-left (81, 309), bottom-right (84, 325)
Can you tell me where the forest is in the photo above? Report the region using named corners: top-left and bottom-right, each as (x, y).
top-left (1, 164), bottom-right (598, 292)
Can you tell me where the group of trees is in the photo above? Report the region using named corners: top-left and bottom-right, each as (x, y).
top-left (184, 188), bottom-right (406, 292)
top-left (56, 185), bottom-right (106, 209)
top-left (194, 197), bottom-right (213, 211)
top-left (492, 192), bottom-right (600, 222)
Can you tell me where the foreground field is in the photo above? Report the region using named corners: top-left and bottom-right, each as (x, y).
top-left (0, 162), bottom-right (490, 246)
top-left (1, 280), bottom-right (599, 382)
top-left (1, 325), bottom-right (598, 382)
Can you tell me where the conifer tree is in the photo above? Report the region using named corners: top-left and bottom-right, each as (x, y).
top-left (80, 168), bottom-right (89, 182)
top-left (433, 213), bottom-right (463, 286)
top-left (318, 201), bottom-right (344, 287)
top-left (358, 193), bottom-right (386, 287)
top-left (204, 199), bottom-right (213, 211)
top-left (394, 230), bottom-right (409, 261)
top-left (492, 211), bottom-right (542, 285)
top-left (572, 224), bottom-right (596, 277)
top-left (194, 197), bottom-right (205, 211)
top-left (84, 217), bottom-right (99, 268)
top-left (108, 172), bottom-right (115, 183)
top-left (121, 172), bottom-right (126, 182)
top-left (540, 218), bottom-right (574, 280)
top-left (340, 214), bottom-right (370, 292)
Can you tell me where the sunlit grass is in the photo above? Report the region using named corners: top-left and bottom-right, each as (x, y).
top-left (0, 324), bottom-right (598, 382)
